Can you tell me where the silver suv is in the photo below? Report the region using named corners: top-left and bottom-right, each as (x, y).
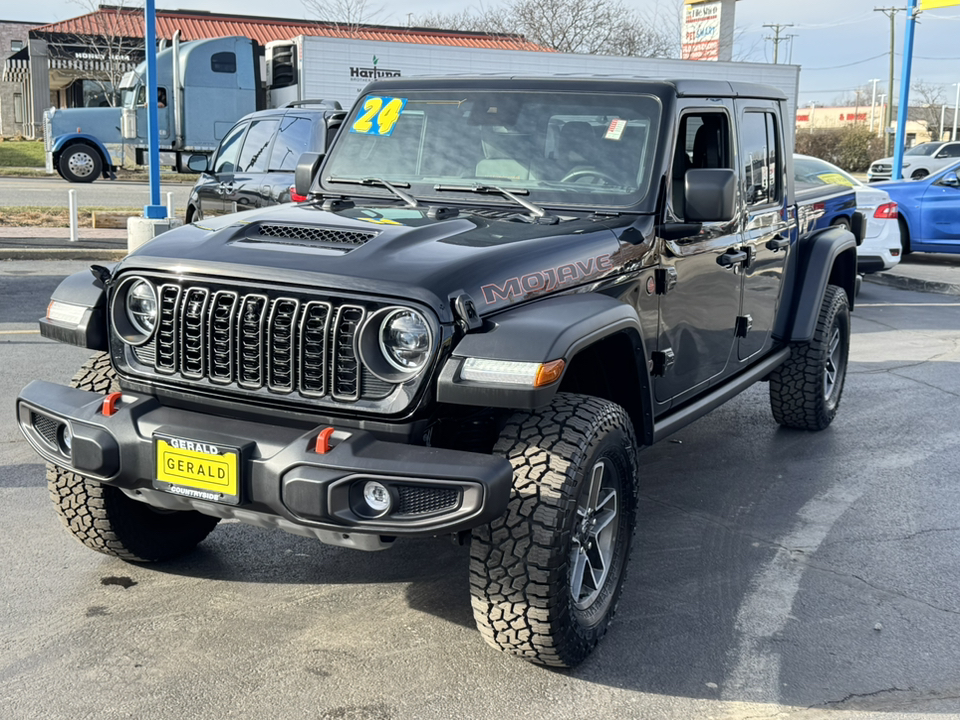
top-left (868, 141), bottom-right (960, 182)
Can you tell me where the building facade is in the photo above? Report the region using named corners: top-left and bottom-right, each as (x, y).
top-left (0, 19), bottom-right (47, 136)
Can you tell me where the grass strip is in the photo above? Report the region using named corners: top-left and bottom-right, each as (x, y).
top-left (0, 206), bottom-right (142, 228)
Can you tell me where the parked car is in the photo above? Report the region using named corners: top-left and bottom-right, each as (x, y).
top-left (184, 101), bottom-right (345, 223)
top-left (876, 160), bottom-right (960, 255)
top-left (867, 141), bottom-right (960, 182)
top-left (794, 154), bottom-right (902, 273)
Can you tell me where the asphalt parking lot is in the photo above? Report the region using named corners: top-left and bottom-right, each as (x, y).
top-left (2, 260), bottom-right (960, 719)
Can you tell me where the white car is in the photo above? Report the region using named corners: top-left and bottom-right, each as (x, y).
top-left (867, 141), bottom-right (960, 182)
top-left (794, 154), bottom-right (902, 273)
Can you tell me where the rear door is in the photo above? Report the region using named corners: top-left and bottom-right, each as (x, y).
top-left (197, 120), bottom-right (247, 219)
top-left (223, 117), bottom-right (279, 214)
top-left (735, 101), bottom-right (791, 361)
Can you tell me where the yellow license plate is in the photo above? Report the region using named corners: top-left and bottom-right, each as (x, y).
top-left (154, 434), bottom-right (240, 505)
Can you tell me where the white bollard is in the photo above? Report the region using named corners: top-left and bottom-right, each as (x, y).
top-left (166, 192), bottom-right (174, 220)
top-left (68, 189), bottom-right (78, 243)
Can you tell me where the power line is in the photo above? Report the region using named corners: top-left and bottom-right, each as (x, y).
top-left (763, 23), bottom-right (795, 65)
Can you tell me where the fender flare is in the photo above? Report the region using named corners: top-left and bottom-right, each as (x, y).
top-left (788, 226), bottom-right (857, 343)
top-left (437, 293), bottom-right (654, 441)
top-left (52, 134), bottom-right (114, 171)
top-left (38, 268), bottom-right (113, 350)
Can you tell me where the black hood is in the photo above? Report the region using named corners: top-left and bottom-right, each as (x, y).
top-left (119, 202), bottom-right (631, 323)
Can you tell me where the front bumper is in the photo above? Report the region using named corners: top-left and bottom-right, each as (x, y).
top-left (17, 380), bottom-right (513, 550)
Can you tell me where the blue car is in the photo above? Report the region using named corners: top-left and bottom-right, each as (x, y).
top-left (877, 161), bottom-right (960, 255)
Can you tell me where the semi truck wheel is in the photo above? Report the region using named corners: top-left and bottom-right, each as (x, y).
top-left (58, 143), bottom-right (102, 183)
top-left (469, 393), bottom-right (638, 667)
top-left (47, 353), bottom-right (220, 562)
top-left (769, 284), bottom-right (850, 431)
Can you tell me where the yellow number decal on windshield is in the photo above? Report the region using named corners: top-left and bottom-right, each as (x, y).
top-left (350, 96), bottom-right (407, 136)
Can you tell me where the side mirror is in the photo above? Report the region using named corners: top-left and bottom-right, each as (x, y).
top-left (295, 151), bottom-right (325, 198)
top-left (685, 169), bottom-right (737, 223)
top-left (186, 154), bottom-right (209, 173)
top-left (940, 171), bottom-right (960, 188)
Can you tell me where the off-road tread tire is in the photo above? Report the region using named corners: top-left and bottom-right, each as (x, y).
top-left (47, 353), bottom-right (220, 562)
top-left (469, 393), bottom-right (638, 668)
top-left (769, 285), bottom-right (850, 431)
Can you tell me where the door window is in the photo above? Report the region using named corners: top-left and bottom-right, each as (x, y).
top-left (213, 122), bottom-right (247, 174)
top-left (671, 111), bottom-right (731, 219)
top-left (937, 143), bottom-right (960, 158)
top-left (236, 119), bottom-right (279, 173)
top-left (268, 115), bottom-right (314, 171)
top-left (741, 111), bottom-right (781, 206)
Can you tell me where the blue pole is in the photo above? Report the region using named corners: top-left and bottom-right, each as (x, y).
top-left (892, 0), bottom-right (919, 181)
top-left (143, 0), bottom-right (166, 219)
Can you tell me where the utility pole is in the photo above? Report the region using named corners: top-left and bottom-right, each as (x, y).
top-left (875, 7), bottom-right (902, 155)
top-left (870, 78), bottom-right (881, 132)
top-left (763, 23), bottom-right (795, 64)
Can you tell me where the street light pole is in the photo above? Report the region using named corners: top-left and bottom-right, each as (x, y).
top-left (878, 94), bottom-right (887, 138)
top-left (953, 82), bottom-right (960, 141)
top-left (870, 78), bottom-right (880, 132)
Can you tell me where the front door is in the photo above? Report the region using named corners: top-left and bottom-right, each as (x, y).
top-left (197, 121), bottom-right (247, 219)
top-left (736, 102), bottom-right (791, 361)
top-left (222, 117), bottom-right (279, 214)
top-left (655, 106), bottom-right (743, 405)
top-left (918, 170), bottom-right (960, 249)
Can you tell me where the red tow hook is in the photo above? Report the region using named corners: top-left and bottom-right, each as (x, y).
top-left (314, 427), bottom-right (336, 454)
top-left (101, 392), bottom-right (123, 417)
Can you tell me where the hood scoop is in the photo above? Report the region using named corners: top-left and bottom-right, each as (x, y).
top-left (233, 222), bottom-right (380, 254)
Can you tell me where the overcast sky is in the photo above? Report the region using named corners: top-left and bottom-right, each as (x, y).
top-left (8, 0), bottom-right (960, 108)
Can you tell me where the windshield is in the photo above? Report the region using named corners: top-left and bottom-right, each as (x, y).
top-left (793, 156), bottom-right (859, 188)
top-left (322, 89), bottom-right (662, 209)
top-left (906, 143), bottom-right (939, 156)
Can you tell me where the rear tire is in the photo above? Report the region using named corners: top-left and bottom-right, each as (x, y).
top-left (469, 393), bottom-right (638, 667)
top-left (58, 143), bottom-right (102, 183)
top-left (48, 353), bottom-right (220, 562)
top-left (769, 285), bottom-right (850, 431)
top-left (898, 217), bottom-right (912, 256)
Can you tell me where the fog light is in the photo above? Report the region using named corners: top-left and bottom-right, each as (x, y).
top-left (363, 481), bottom-right (392, 515)
top-left (61, 424), bottom-right (73, 452)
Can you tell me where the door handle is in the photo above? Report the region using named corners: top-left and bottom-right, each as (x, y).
top-left (766, 235), bottom-right (790, 251)
top-left (717, 249), bottom-right (748, 268)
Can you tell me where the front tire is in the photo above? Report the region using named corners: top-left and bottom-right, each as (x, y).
top-left (58, 143), bottom-right (102, 183)
top-left (469, 394), bottom-right (638, 667)
top-left (769, 285), bottom-right (850, 431)
top-left (48, 353), bottom-right (220, 562)
top-left (911, 169), bottom-right (929, 181)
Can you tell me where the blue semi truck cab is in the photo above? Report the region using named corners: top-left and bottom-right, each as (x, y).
top-left (45, 35), bottom-right (259, 182)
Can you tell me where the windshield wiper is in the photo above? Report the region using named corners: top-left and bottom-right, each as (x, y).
top-left (434, 184), bottom-right (551, 219)
top-left (326, 176), bottom-right (420, 207)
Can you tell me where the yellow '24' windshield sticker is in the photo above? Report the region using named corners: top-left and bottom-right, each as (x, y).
top-left (817, 173), bottom-right (855, 187)
top-left (350, 96), bottom-right (407, 136)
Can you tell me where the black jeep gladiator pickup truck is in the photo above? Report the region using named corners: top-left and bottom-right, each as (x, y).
top-left (17, 77), bottom-right (859, 668)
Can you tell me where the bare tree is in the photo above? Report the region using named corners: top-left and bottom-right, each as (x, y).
top-left (912, 79), bottom-right (946, 141)
top-left (301, 0), bottom-right (388, 32)
top-left (38, 0), bottom-right (144, 107)
top-left (413, 0), bottom-right (680, 57)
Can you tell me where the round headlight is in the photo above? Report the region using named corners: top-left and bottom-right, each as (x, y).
top-left (379, 309), bottom-right (431, 372)
top-left (126, 280), bottom-right (157, 335)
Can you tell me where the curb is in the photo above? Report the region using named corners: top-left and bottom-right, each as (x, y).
top-left (0, 248), bottom-right (127, 261)
top-left (864, 271), bottom-right (960, 297)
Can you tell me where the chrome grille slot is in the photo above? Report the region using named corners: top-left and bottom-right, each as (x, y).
top-left (180, 288), bottom-right (209, 379)
top-left (155, 284), bottom-right (181, 373)
top-left (237, 295), bottom-right (267, 388)
top-left (267, 298), bottom-right (300, 393)
top-left (208, 291), bottom-right (238, 383)
top-left (258, 224), bottom-right (377, 246)
top-left (299, 301), bottom-right (331, 397)
top-left (332, 306), bottom-right (365, 401)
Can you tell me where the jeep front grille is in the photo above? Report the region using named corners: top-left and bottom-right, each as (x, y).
top-left (127, 279), bottom-right (404, 406)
